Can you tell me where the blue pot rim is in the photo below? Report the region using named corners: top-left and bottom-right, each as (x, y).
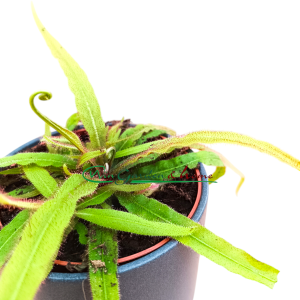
top-left (6, 128), bottom-right (209, 281)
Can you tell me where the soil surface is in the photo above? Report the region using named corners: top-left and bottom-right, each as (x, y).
top-left (0, 120), bottom-right (201, 273)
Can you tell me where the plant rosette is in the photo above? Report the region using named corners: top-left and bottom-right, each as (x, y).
top-left (1, 127), bottom-right (209, 300)
top-left (1, 4), bottom-right (300, 300)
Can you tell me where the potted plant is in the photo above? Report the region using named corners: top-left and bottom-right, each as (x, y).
top-left (0, 4), bottom-right (300, 300)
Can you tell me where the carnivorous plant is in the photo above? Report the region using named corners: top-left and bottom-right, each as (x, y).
top-left (0, 4), bottom-right (300, 300)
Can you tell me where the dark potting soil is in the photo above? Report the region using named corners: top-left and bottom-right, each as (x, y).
top-left (0, 120), bottom-right (201, 273)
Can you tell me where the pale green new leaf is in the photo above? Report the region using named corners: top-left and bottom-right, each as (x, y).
top-left (0, 175), bottom-right (98, 300)
top-left (117, 194), bottom-right (279, 289)
top-left (66, 112), bottom-right (80, 131)
top-left (32, 4), bottom-right (106, 149)
top-left (0, 153), bottom-right (77, 169)
top-left (89, 224), bottom-right (120, 300)
top-left (0, 210), bottom-right (30, 268)
top-left (29, 91), bottom-right (87, 154)
top-left (76, 208), bottom-right (195, 236)
top-left (23, 165), bottom-right (57, 198)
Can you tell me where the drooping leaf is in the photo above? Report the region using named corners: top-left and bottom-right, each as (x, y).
top-left (0, 175), bottom-right (98, 300)
top-left (209, 166), bottom-right (226, 185)
top-left (75, 222), bottom-right (88, 245)
top-left (0, 192), bottom-right (43, 210)
top-left (88, 224), bottom-right (120, 300)
top-left (32, 4), bottom-right (106, 149)
top-left (112, 130), bottom-right (300, 185)
top-left (0, 210), bottom-right (30, 268)
top-left (197, 145), bottom-right (244, 195)
top-left (23, 165), bottom-right (57, 198)
top-left (117, 193), bottom-right (279, 289)
top-left (0, 153), bottom-right (77, 169)
top-left (76, 208), bottom-right (195, 236)
top-left (66, 112), bottom-right (80, 131)
top-left (130, 151), bottom-right (224, 180)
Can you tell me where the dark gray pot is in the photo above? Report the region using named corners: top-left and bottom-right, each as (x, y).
top-left (6, 128), bottom-right (209, 300)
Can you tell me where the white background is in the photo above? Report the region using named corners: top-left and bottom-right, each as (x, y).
top-left (0, 1), bottom-right (300, 299)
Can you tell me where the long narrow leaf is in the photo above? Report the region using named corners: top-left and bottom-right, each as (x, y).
top-left (32, 4), bottom-right (106, 149)
top-left (131, 151), bottom-right (223, 179)
top-left (23, 165), bottom-right (57, 198)
top-left (76, 208), bottom-right (195, 236)
top-left (0, 153), bottom-right (77, 169)
top-left (113, 130), bottom-right (300, 179)
top-left (0, 210), bottom-right (30, 268)
top-left (89, 224), bottom-right (120, 300)
top-left (0, 175), bottom-right (98, 300)
top-left (117, 194), bottom-right (279, 289)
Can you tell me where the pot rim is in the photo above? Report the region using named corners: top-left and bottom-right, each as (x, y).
top-left (5, 127), bottom-right (208, 279)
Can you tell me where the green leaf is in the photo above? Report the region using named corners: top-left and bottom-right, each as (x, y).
top-left (32, 4), bottom-right (106, 149)
top-left (76, 182), bottom-right (151, 210)
top-left (0, 210), bottom-right (30, 268)
top-left (114, 140), bottom-right (161, 159)
top-left (131, 151), bottom-right (224, 180)
top-left (135, 129), bottom-right (167, 145)
top-left (8, 185), bottom-right (36, 197)
top-left (209, 166), bottom-right (226, 185)
top-left (88, 224), bottom-right (120, 300)
top-left (41, 136), bottom-right (81, 153)
top-left (76, 189), bottom-right (113, 210)
top-left (79, 150), bottom-right (106, 166)
top-left (117, 194), bottom-right (279, 289)
top-left (12, 189), bottom-right (41, 199)
top-left (0, 175), bottom-right (98, 300)
top-left (0, 167), bottom-right (24, 175)
top-left (66, 112), bottom-right (80, 131)
top-left (0, 153), bottom-right (77, 169)
top-left (76, 208), bottom-right (195, 236)
top-left (75, 222), bottom-right (88, 245)
top-left (23, 165), bottom-right (57, 198)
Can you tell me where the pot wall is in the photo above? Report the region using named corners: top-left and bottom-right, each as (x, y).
top-left (6, 131), bottom-right (209, 300)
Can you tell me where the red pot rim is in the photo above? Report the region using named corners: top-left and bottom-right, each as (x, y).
top-left (54, 135), bottom-right (202, 267)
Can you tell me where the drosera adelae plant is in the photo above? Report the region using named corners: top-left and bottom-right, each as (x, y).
top-left (0, 3), bottom-right (300, 300)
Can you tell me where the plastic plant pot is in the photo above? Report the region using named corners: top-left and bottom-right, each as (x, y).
top-left (5, 127), bottom-right (209, 300)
